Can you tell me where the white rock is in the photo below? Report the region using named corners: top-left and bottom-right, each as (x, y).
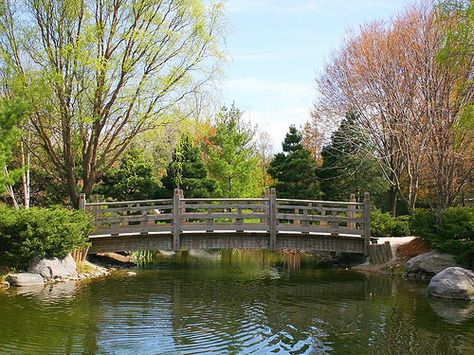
top-left (28, 254), bottom-right (78, 281)
top-left (428, 267), bottom-right (474, 301)
top-left (6, 273), bottom-right (45, 287)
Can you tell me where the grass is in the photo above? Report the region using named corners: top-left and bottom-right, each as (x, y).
top-left (76, 261), bottom-right (95, 274)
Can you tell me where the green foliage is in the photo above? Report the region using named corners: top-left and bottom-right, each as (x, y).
top-left (161, 134), bottom-right (216, 197)
top-left (268, 125), bottom-right (320, 199)
top-left (0, 97), bottom-right (27, 193)
top-left (371, 209), bottom-right (411, 238)
top-left (0, 207), bottom-right (93, 269)
top-left (94, 149), bottom-right (159, 201)
top-left (319, 113), bottom-right (387, 203)
top-left (412, 207), bottom-right (474, 268)
top-left (205, 105), bottom-right (262, 197)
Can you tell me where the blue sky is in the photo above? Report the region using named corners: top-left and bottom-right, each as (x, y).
top-left (221, 0), bottom-right (414, 150)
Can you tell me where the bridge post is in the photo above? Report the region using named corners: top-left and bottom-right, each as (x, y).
top-left (363, 192), bottom-right (371, 256)
top-left (269, 188), bottom-right (277, 251)
top-left (173, 188), bottom-right (182, 251)
top-left (348, 194), bottom-right (356, 229)
top-left (79, 193), bottom-right (86, 211)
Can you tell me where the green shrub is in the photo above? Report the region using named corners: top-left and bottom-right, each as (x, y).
top-left (0, 207), bottom-right (93, 269)
top-left (371, 209), bottom-right (411, 238)
top-left (411, 207), bottom-right (474, 269)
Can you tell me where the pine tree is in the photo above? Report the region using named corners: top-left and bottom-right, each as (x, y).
top-left (268, 125), bottom-right (320, 199)
top-left (94, 149), bottom-right (159, 201)
top-left (319, 113), bottom-right (387, 202)
top-left (205, 105), bottom-right (262, 197)
top-left (161, 135), bottom-right (216, 198)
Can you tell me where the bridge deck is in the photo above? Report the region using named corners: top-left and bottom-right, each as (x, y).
top-left (81, 189), bottom-right (371, 255)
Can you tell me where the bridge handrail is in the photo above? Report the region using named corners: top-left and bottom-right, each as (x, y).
top-left (81, 189), bottom-right (371, 255)
top-left (277, 198), bottom-right (363, 206)
top-left (85, 198), bottom-right (173, 207)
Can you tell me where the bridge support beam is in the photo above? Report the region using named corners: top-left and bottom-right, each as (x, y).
top-left (173, 188), bottom-right (182, 251)
top-left (269, 188), bottom-right (277, 251)
top-left (363, 192), bottom-right (371, 256)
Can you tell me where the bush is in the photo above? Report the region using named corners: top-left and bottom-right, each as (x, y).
top-left (371, 209), bottom-right (411, 238)
top-left (0, 207), bottom-right (93, 269)
top-left (411, 207), bottom-right (474, 268)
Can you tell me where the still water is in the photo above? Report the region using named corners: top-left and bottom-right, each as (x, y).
top-left (0, 250), bottom-right (473, 354)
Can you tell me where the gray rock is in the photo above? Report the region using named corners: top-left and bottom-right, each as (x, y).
top-left (405, 251), bottom-right (457, 279)
top-left (28, 254), bottom-right (78, 281)
top-left (428, 267), bottom-right (474, 301)
top-left (6, 273), bottom-right (44, 287)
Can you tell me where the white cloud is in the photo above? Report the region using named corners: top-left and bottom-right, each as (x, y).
top-left (241, 108), bottom-right (311, 150)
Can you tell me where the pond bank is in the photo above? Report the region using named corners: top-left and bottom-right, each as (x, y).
top-left (1, 255), bottom-right (110, 289)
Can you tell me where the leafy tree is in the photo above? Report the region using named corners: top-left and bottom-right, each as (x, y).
top-left (268, 125), bottom-right (320, 199)
top-left (161, 135), bottom-right (216, 198)
top-left (0, 98), bottom-right (26, 195)
top-left (319, 113), bottom-right (387, 203)
top-left (94, 149), bottom-right (159, 201)
top-left (0, 0), bottom-right (225, 207)
top-left (205, 105), bottom-right (262, 197)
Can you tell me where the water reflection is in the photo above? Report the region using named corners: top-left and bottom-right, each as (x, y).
top-left (429, 298), bottom-right (474, 324)
top-left (0, 250), bottom-right (473, 354)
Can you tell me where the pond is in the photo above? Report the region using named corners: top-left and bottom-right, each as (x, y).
top-left (0, 250), bottom-right (473, 354)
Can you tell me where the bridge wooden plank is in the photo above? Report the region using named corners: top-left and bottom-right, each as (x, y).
top-left (180, 223), bottom-right (269, 232)
top-left (184, 203), bottom-right (266, 210)
top-left (90, 224), bottom-right (173, 236)
top-left (277, 198), bottom-right (363, 206)
top-left (277, 205), bottom-right (363, 213)
top-left (95, 213), bottom-right (173, 223)
top-left (276, 213), bottom-right (364, 223)
top-left (276, 224), bottom-right (362, 235)
top-left (86, 199), bottom-right (173, 207)
top-left (90, 205), bottom-right (174, 213)
top-left (182, 212), bottom-right (266, 220)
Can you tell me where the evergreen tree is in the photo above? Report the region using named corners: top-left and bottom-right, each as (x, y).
top-left (268, 125), bottom-right (320, 199)
top-left (319, 113), bottom-right (387, 202)
top-left (94, 149), bottom-right (159, 201)
top-left (205, 105), bottom-right (262, 197)
top-left (0, 98), bottom-right (26, 194)
top-left (161, 135), bottom-right (216, 198)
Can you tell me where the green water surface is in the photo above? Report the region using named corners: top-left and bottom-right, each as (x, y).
top-left (0, 250), bottom-right (473, 354)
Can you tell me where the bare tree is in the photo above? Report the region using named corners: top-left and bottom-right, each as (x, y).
top-left (314, 2), bottom-right (473, 212)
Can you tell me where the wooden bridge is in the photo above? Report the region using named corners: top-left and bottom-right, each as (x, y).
top-left (80, 189), bottom-right (371, 255)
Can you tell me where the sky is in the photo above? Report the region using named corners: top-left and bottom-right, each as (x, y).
top-left (221, 0), bottom-right (414, 150)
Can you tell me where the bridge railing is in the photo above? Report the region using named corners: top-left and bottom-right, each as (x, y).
top-left (80, 189), bottom-right (371, 254)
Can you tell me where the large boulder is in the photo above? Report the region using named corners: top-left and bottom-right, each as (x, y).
top-left (6, 273), bottom-right (44, 287)
top-left (28, 254), bottom-right (78, 281)
top-left (405, 250), bottom-right (457, 279)
top-left (428, 267), bottom-right (474, 301)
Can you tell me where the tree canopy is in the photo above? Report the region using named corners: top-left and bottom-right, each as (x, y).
top-left (94, 149), bottom-right (159, 201)
top-left (205, 105), bottom-right (262, 197)
top-left (161, 135), bottom-right (216, 198)
top-left (319, 113), bottom-right (387, 203)
top-left (0, 0), bottom-right (225, 207)
top-left (268, 125), bottom-right (320, 199)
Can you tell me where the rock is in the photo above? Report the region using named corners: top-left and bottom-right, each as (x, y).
top-left (126, 271), bottom-right (137, 276)
top-left (6, 273), bottom-right (45, 287)
top-left (405, 251), bottom-right (457, 279)
top-left (28, 254), bottom-right (78, 281)
top-left (428, 267), bottom-right (474, 301)
top-left (1, 281), bottom-right (10, 288)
